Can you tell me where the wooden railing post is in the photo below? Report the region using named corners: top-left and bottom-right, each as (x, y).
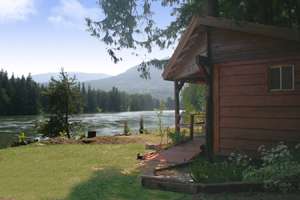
top-left (190, 114), bottom-right (194, 140)
top-left (174, 81), bottom-right (180, 133)
top-left (174, 81), bottom-right (185, 134)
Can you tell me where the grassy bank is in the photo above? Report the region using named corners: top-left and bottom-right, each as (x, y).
top-left (0, 138), bottom-right (191, 200)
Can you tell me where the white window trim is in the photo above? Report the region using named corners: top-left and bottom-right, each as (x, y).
top-left (269, 64), bottom-right (295, 92)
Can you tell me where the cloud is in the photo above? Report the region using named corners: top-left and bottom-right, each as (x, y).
top-left (0, 0), bottom-right (36, 23)
top-left (48, 0), bottom-right (100, 29)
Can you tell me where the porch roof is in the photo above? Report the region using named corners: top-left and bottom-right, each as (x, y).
top-left (162, 16), bottom-right (300, 81)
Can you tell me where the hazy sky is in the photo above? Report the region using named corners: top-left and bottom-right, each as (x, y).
top-left (0, 0), bottom-right (175, 76)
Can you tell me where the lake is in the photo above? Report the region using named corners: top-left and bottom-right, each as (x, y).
top-left (0, 110), bottom-right (175, 148)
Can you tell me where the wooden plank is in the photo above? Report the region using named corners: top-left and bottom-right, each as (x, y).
top-left (220, 106), bottom-right (300, 119)
top-left (213, 64), bottom-right (220, 154)
top-left (220, 95), bottom-right (300, 107)
top-left (220, 138), bottom-right (275, 152)
top-left (219, 56), bottom-right (300, 68)
top-left (220, 64), bottom-right (266, 77)
top-left (220, 73), bottom-right (265, 87)
top-left (220, 117), bottom-right (300, 131)
top-left (220, 128), bottom-right (300, 142)
top-left (220, 85), bottom-right (266, 96)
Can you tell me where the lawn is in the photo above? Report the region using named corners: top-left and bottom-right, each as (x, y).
top-left (0, 142), bottom-right (192, 200)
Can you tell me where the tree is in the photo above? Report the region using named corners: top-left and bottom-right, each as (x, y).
top-left (182, 84), bottom-right (206, 112)
top-left (87, 0), bottom-right (300, 76)
top-left (44, 69), bottom-right (83, 138)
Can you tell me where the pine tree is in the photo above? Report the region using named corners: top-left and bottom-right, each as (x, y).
top-left (44, 69), bottom-right (83, 138)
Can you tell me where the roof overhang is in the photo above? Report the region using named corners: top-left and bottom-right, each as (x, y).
top-left (162, 16), bottom-right (300, 81)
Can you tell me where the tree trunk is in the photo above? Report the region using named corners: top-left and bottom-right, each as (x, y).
top-left (207, 0), bottom-right (219, 17)
top-left (66, 83), bottom-right (70, 139)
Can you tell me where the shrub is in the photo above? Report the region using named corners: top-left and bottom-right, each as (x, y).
top-left (243, 143), bottom-right (300, 193)
top-left (167, 130), bottom-right (185, 145)
top-left (18, 132), bottom-right (27, 144)
top-left (123, 121), bottom-right (130, 135)
top-left (190, 142), bottom-right (300, 192)
top-left (191, 157), bottom-right (245, 183)
top-left (242, 143), bottom-right (300, 193)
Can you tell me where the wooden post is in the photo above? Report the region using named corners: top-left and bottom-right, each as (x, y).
top-left (174, 81), bottom-right (180, 133)
top-left (174, 81), bottom-right (185, 133)
top-left (195, 30), bottom-right (214, 161)
top-left (190, 114), bottom-right (194, 140)
top-left (205, 71), bottom-right (214, 161)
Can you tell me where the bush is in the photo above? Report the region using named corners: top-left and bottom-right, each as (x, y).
top-left (18, 132), bottom-right (27, 144)
top-left (243, 143), bottom-right (300, 193)
top-left (167, 130), bottom-right (185, 145)
top-left (191, 157), bottom-right (246, 183)
top-left (36, 116), bottom-right (66, 138)
top-left (191, 142), bottom-right (300, 193)
top-left (123, 121), bottom-right (130, 135)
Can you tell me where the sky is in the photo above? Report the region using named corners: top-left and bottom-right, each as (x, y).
top-left (0, 0), bottom-right (175, 77)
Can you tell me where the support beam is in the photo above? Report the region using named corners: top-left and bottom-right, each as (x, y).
top-left (174, 81), bottom-right (185, 133)
top-left (195, 28), bottom-right (214, 161)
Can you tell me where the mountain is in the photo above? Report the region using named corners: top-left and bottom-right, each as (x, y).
top-left (86, 66), bottom-right (173, 100)
top-left (32, 72), bottom-right (111, 83)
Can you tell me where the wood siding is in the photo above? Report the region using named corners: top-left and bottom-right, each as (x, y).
top-left (217, 58), bottom-right (300, 155)
top-left (211, 29), bottom-right (300, 64)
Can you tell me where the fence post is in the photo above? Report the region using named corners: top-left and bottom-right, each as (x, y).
top-left (190, 114), bottom-right (194, 140)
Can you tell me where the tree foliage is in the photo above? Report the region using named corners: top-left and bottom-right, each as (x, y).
top-left (43, 69), bottom-right (83, 138)
top-left (181, 83), bottom-right (206, 122)
top-left (0, 70), bottom-right (40, 115)
top-left (80, 84), bottom-right (166, 113)
top-left (86, 0), bottom-right (300, 75)
top-left (0, 68), bottom-right (174, 120)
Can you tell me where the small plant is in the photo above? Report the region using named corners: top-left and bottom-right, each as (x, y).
top-left (18, 132), bottom-right (27, 145)
top-left (59, 131), bottom-right (68, 138)
top-left (168, 130), bottom-right (185, 145)
top-left (139, 116), bottom-right (144, 134)
top-left (78, 132), bottom-right (86, 140)
top-left (156, 101), bottom-right (165, 145)
top-left (123, 121), bottom-right (130, 135)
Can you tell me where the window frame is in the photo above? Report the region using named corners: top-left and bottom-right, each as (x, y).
top-left (269, 64), bottom-right (295, 92)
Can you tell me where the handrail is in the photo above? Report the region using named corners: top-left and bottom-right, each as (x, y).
top-left (179, 112), bottom-right (206, 140)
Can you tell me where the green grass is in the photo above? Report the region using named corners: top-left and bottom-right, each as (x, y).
top-left (0, 143), bottom-right (191, 200)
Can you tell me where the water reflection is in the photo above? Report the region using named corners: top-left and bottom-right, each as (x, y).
top-left (0, 110), bottom-right (175, 148)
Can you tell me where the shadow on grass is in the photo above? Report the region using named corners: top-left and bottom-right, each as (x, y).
top-left (64, 168), bottom-right (191, 200)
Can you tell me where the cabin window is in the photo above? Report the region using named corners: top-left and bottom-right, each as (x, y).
top-left (269, 65), bottom-right (294, 91)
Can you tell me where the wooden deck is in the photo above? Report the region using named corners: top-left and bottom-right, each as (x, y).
top-left (141, 137), bottom-right (205, 176)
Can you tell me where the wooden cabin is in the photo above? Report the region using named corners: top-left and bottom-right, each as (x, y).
top-left (163, 16), bottom-right (300, 155)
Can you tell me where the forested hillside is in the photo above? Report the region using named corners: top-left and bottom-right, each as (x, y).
top-left (0, 70), bottom-right (174, 116)
top-left (87, 65), bottom-right (173, 100)
top-left (0, 71), bottom-right (40, 115)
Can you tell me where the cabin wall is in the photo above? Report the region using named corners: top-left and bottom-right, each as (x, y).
top-left (216, 57), bottom-right (300, 155)
top-left (210, 29), bottom-right (300, 64)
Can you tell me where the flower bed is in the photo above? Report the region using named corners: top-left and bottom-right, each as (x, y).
top-left (142, 142), bottom-right (300, 194)
top-left (191, 143), bottom-right (300, 193)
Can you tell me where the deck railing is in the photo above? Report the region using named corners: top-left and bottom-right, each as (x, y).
top-left (179, 112), bottom-right (206, 140)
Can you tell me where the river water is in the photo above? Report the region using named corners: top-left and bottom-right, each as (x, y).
top-left (0, 111), bottom-right (175, 148)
